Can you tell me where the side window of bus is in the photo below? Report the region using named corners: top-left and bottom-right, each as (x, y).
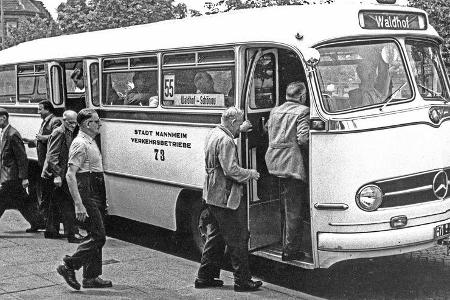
top-left (102, 56), bottom-right (158, 107)
top-left (162, 50), bottom-right (235, 108)
top-left (17, 64), bottom-right (47, 104)
top-left (90, 63), bottom-right (100, 106)
top-left (0, 66), bottom-right (16, 104)
top-left (250, 53), bottom-right (276, 109)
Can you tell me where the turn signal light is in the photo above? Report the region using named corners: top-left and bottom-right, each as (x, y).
top-left (390, 215), bottom-right (408, 228)
top-left (311, 119), bottom-right (326, 130)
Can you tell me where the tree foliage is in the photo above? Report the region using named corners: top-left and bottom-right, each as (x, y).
top-left (3, 15), bottom-right (60, 50)
top-left (57, 0), bottom-right (188, 33)
top-left (204, 0), bottom-right (333, 14)
top-left (408, 0), bottom-right (450, 66)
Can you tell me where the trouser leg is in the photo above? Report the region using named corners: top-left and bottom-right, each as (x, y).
top-left (280, 178), bottom-right (304, 253)
top-left (54, 184), bottom-right (77, 236)
top-left (40, 178), bottom-right (53, 223)
top-left (63, 173), bottom-right (106, 279)
top-left (197, 207), bottom-right (226, 280)
top-left (5, 181), bottom-right (41, 227)
top-left (209, 203), bottom-right (251, 284)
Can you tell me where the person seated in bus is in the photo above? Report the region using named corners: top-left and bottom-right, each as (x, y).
top-left (70, 68), bottom-right (85, 93)
top-left (125, 72), bottom-right (158, 107)
top-left (348, 59), bottom-right (391, 108)
top-left (194, 71), bottom-right (216, 94)
top-left (265, 81), bottom-right (309, 262)
top-left (194, 71), bottom-right (234, 106)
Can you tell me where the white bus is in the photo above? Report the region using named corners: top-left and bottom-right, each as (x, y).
top-left (0, 0), bottom-right (449, 269)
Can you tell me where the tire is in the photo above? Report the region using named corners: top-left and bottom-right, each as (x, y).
top-left (190, 200), bottom-right (208, 255)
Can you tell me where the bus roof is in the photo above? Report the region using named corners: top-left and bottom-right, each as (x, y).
top-left (0, 3), bottom-right (438, 65)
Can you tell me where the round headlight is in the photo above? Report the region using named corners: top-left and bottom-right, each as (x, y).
top-left (356, 185), bottom-right (383, 211)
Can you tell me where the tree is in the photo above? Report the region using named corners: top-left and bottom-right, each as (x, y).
top-left (57, 0), bottom-right (188, 33)
top-left (204, 0), bottom-right (333, 14)
top-left (3, 15), bottom-right (61, 49)
top-left (408, 0), bottom-right (450, 66)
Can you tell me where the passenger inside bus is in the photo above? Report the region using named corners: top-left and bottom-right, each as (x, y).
top-left (70, 68), bottom-right (85, 93)
top-left (348, 58), bottom-right (392, 108)
top-left (194, 72), bottom-right (216, 94)
top-left (125, 72), bottom-right (158, 107)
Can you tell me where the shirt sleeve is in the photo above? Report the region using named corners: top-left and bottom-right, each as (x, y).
top-left (218, 137), bottom-right (252, 183)
top-left (68, 141), bottom-right (87, 169)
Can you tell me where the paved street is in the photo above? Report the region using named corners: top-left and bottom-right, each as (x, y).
top-left (0, 210), bottom-right (317, 300)
top-left (2, 209), bottom-right (450, 299)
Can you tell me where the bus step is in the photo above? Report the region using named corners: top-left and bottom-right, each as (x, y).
top-left (251, 246), bottom-right (314, 269)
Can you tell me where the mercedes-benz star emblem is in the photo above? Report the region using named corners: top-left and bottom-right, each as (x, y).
top-left (433, 170), bottom-right (449, 200)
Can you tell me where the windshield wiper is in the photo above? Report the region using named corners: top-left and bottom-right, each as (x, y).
top-left (379, 82), bottom-right (407, 111)
top-left (417, 83), bottom-right (448, 103)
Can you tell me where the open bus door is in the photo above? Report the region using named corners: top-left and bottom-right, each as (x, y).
top-left (244, 48), bottom-right (282, 253)
top-left (244, 46), bottom-right (314, 268)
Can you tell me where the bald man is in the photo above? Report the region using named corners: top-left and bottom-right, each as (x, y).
top-left (42, 110), bottom-right (84, 243)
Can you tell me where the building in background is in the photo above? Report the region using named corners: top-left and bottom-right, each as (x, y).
top-left (0, 0), bottom-right (51, 45)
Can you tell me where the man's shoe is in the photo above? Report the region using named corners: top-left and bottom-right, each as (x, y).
top-left (234, 279), bottom-right (263, 292)
top-left (56, 264), bottom-right (80, 290)
top-left (194, 278), bottom-right (224, 288)
top-left (25, 224), bottom-right (45, 233)
top-left (281, 251), bottom-right (306, 262)
top-left (44, 231), bottom-right (62, 239)
top-left (67, 233), bottom-right (87, 244)
top-left (82, 277), bottom-right (113, 288)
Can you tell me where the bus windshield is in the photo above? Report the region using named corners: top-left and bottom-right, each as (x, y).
top-left (405, 39), bottom-right (449, 101)
top-left (317, 40), bottom-right (412, 113)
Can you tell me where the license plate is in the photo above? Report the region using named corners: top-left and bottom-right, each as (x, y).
top-left (434, 223), bottom-right (450, 238)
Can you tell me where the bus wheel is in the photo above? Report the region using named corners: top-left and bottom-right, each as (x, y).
top-left (190, 200), bottom-right (208, 254)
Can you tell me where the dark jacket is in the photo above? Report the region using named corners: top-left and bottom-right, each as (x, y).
top-left (203, 125), bottom-right (252, 210)
top-left (0, 125), bottom-right (28, 184)
top-left (41, 124), bottom-right (73, 179)
top-left (28, 114), bottom-right (61, 167)
top-left (265, 101), bottom-right (309, 182)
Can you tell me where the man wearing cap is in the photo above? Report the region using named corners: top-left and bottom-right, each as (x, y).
top-left (0, 108), bottom-right (42, 231)
top-left (265, 81), bottom-right (310, 261)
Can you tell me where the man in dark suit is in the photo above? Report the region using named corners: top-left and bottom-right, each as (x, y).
top-left (42, 110), bottom-right (84, 243)
top-left (24, 100), bottom-right (61, 232)
top-left (0, 108), bottom-right (42, 232)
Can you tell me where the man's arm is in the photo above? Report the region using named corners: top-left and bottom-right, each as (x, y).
top-left (219, 138), bottom-right (259, 183)
top-left (36, 118), bottom-right (62, 144)
top-left (296, 108), bottom-right (310, 147)
top-left (46, 129), bottom-right (64, 186)
top-left (11, 132), bottom-right (29, 188)
top-left (66, 164), bottom-right (89, 222)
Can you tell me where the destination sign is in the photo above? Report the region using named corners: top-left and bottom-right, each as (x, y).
top-left (173, 94), bottom-right (225, 107)
top-left (359, 11), bottom-right (426, 30)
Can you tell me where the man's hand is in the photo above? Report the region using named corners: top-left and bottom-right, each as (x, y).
top-left (75, 202), bottom-right (89, 222)
top-left (240, 120), bottom-right (253, 133)
top-left (36, 134), bottom-right (45, 142)
top-left (21, 179), bottom-right (29, 189)
top-left (54, 176), bottom-right (62, 187)
top-left (249, 169), bottom-right (260, 181)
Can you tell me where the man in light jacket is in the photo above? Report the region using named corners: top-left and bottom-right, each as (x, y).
top-left (195, 107), bottom-right (262, 292)
top-left (265, 81), bottom-right (310, 261)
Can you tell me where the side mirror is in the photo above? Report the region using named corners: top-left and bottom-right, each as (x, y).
top-left (381, 44), bottom-right (399, 65)
top-left (303, 48), bottom-right (321, 67)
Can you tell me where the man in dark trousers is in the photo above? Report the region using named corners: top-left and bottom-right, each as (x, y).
top-left (57, 108), bottom-right (112, 290)
top-left (41, 110), bottom-right (84, 243)
top-left (195, 107), bottom-right (262, 292)
top-left (0, 108), bottom-right (42, 232)
top-left (25, 100), bottom-right (61, 232)
top-left (265, 81), bottom-right (310, 261)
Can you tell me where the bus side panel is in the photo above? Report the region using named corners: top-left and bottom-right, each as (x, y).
top-left (100, 118), bottom-right (212, 229)
top-left (310, 120), bottom-right (450, 268)
top-left (104, 175), bottom-right (182, 230)
top-left (8, 113), bottom-right (40, 161)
